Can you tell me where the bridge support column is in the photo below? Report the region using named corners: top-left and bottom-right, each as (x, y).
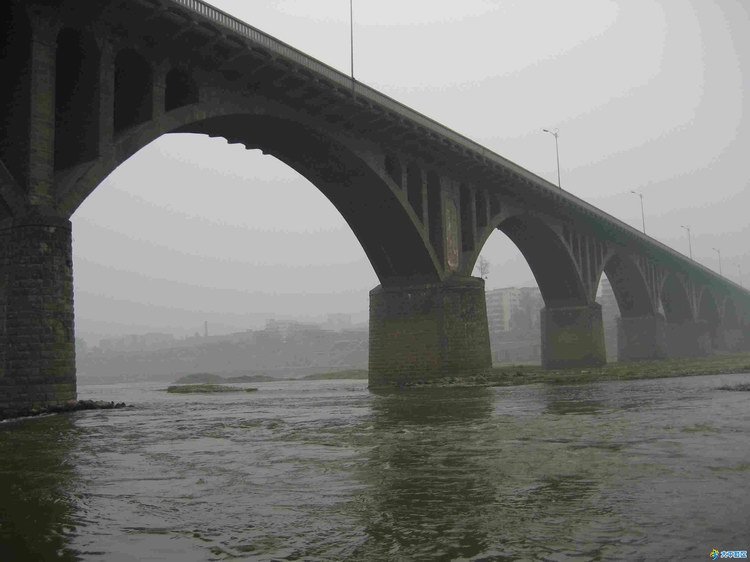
top-left (368, 276), bottom-right (491, 387)
top-left (0, 214), bottom-right (76, 418)
top-left (541, 303), bottom-right (606, 369)
top-left (712, 324), bottom-right (743, 352)
top-left (617, 314), bottom-right (668, 361)
top-left (663, 321), bottom-right (711, 358)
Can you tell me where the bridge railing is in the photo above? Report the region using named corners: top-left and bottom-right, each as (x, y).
top-left (169, 0), bottom-right (745, 294)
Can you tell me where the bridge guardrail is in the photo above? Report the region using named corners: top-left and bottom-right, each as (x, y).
top-left (169, 0), bottom-right (745, 294)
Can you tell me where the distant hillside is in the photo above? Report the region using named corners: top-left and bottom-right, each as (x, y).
top-left (78, 327), bottom-right (368, 382)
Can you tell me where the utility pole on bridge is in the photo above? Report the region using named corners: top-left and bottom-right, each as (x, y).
top-left (630, 190), bottom-right (646, 234)
top-left (713, 248), bottom-right (723, 276)
top-left (349, 0), bottom-right (355, 79)
top-left (681, 225), bottom-right (693, 260)
top-left (542, 128), bottom-right (561, 189)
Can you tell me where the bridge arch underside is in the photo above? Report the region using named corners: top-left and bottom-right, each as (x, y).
top-left (660, 273), bottom-right (693, 323)
top-left (72, 113), bottom-right (440, 287)
top-left (493, 216), bottom-right (605, 368)
top-left (603, 254), bottom-right (667, 362)
top-left (602, 254), bottom-right (654, 318)
top-left (178, 116), bottom-right (439, 285)
top-left (496, 215), bottom-right (586, 308)
top-left (657, 273), bottom-right (710, 358)
top-left (697, 289), bottom-right (720, 325)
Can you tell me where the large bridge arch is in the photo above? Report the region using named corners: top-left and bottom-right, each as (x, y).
top-left (592, 252), bottom-right (657, 362)
top-left (659, 273), bottom-right (694, 323)
top-left (472, 213), bottom-right (605, 368)
top-left (697, 288), bottom-right (721, 325)
top-left (599, 252), bottom-right (656, 318)
top-left (473, 214), bottom-right (588, 308)
top-left (56, 100), bottom-right (442, 286)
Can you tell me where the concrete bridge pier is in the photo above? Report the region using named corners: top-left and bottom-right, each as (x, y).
top-left (368, 276), bottom-right (491, 387)
top-left (663, 321), bottom-right (711, 358)
top-left (540, 303), bottom-right (606, 369)
top-left (711, 323), bottom-right (743, 352)
top-left (0, 212), bottom-right (77, 417)
top-left (617, 314), bottom-right (668, 361)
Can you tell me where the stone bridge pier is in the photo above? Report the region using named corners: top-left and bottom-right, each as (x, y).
top-left (369, 277), bottom-right (491, 386)
top-left (0, 212), bottom-right (76, 416)
top-left (541, 303), bottom-right (606, 369)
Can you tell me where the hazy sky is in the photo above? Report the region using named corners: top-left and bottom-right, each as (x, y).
top-left (72, 0), bottom-right (750, 343)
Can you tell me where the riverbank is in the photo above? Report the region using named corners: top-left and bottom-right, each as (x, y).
top-left (384, 352), bottom-right (750, 388)
top-left (488, 352), bottom-right (750, 386)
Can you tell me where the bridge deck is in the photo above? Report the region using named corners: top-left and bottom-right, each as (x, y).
top-left (169, 0), bottom-right (743, 295)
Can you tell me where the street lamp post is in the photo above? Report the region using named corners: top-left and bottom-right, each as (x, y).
top-left (630, 190), bottom-right (645, 234)
top-left (681, 225), bottom-right (693, 259)
top-left (738, 263), bottom-right (743, 288)
top-left (713, 248), bottom-right (722, 276)
top-left (349, 0), bottom-right (354, 79)
top-left (542, 128), bottom-right (561, 189)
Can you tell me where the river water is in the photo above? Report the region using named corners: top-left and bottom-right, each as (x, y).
top-left (1, 373), bottom-right (749, 561)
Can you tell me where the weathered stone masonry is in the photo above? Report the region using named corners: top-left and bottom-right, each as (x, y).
top-left (369, 277), bottom-right (491, 387)
top-left (0, 214), bottom-right (76, 417)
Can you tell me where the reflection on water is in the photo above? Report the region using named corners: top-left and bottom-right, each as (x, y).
top-left (0, 416), bottom-right (79, 561)
top-left (353, 388), bottom-right (497, 560)
top-left (0, 374), bottom-right (748, 560)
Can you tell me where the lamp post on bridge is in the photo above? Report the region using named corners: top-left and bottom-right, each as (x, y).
top-left (681, 225), bottom-right (693, 260)
top-left (713, 247), bottom-right (723, 276)
top-left (630, 190), bottom-right (645, 234)
top-left (542, 128), bottom-right (561, 189)
top-left (349, 0), bottom-right (355, 80)
top-left (738, 263), bottom-right (743, 288)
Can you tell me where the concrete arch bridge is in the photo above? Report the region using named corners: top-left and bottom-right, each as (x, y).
top-left (1, 0), bottom-right (749, 415)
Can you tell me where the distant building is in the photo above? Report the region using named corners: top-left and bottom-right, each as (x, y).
top-left (485, 286), bottom-right (544, 363)
top-left (486, 286), bottom-right (543, 334)
top-left (98, 332), bottom-right (175, 353)
top-left (486, 288), bottom-right (520, 334)
top-left (323, 313), bottom-right (352, 331)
